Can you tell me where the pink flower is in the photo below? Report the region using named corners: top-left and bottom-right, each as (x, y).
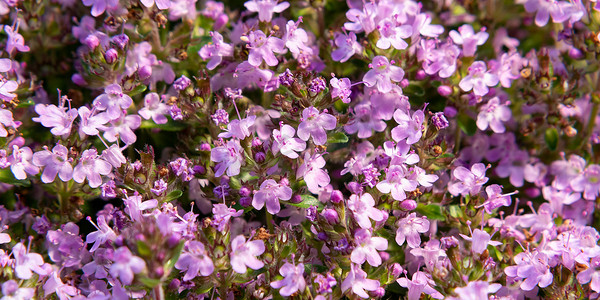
top-left (376, 165), bottom-right (418, 201)
top-left (297, 106), bottom-right (337, 146)
top-left (477, 97), bottom-right (512, 133)
top-left (210, 139), bottom-right (244, 177)
top-left (246, 30), bottom-right (286, 67)
top-left (396, 213), bottom-right (430, 248)
top-left (344, 102), bottom-right (386, 139)
top-left (13, 242), bottom-right (48, 279)
top-left (459, 228), bottom-right (502, 254)
top-left (459, 61), bottom-right (499, 97)
top-left (347, 193), bottom-right (386, 229)
top-left (330, 77), bottom-right (352, 103)
top-left (4, 24), bottom-right (29, 55)
top-left (92, 84), bottom-right (133, 120)
top-left (218, 115), bottom-right (256, 139)
top-left (81, 0), bottom-right (118, 16)
top-left (0, 79), bottom-right (18, 102)
top-left (351, 229), bottom-right (388, 266)
top-left (448, 163), bottom-right (489, 196)
top-left (0, 108), bottom-right (16, 136)
top-left (504, 249), bottom-right (553, 291)
top-left (376, 19), bottom-right (412, 50)
top-left (109, 247), bottom-right (146, 285)
top-left (449, 281), bottom-right (502, 300)
top-left (139, 0), bottom-right (170, 10)
top-left (102, 114), bottom-right (141, 145)
top-left (252, 179), bottom-right (292, 214)
top-left (341, 264), bottom-right (380, 299)
top-left (344, 3), bottom-right (377, 34)
top-left (391, 109), bottom-right (424, 145)
top-left (296, 153), bottom-right (330, 194)
top-left (449, 24), bottom-right (489, 57)
top-left (397, 271), bottom-right (444, 300)
top-left (199, 32), bottom-right (233, 70)
top-left (86, 215), bottom-right (116, 252)
top-left (244, 0), bottom-right (289, 22)
top-left (73, 149), bottom-right (112, 188)
top-left (229, 235), bottom-right (265, 274)
top-left (8, 145), bottom-right (39, 180)
top-left (77, 106), bottom-right (110, 138)
top-left (331, 32), bottom-right (362, 63)
top-left (138, 93), bottom-right (169, 124)
top-left (270, 262), bottom-right (306, 297)
top-left (32, 144), bottom-right (73, 183)
top-left (363, 56), bottom-right (405, 93)
top-left (571, 164), bottom-right (600, 200)
top-left (284, 17), bottom-right (311, 56)
top-left (32, 101), bottom-right (78, 137)
top-left (123, 192), bottom-right (157, 221)
top-left (271, 124), bottom-right (306, 159)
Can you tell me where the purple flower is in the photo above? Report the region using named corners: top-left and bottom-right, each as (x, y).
top-left (448, 163), bottom-right (489, 196)
top-left (8, 145), bottom-right (39, 180)
top-left (571, 164), bottom-right (600, 200)
top-left (297, 106), bottom-right (337, 146)
top-left (376, 165), bottom-right (418, 201)
top-left (347, 193), bottom-right (386, 229)
top-left (123, 192), bottom-right (157, 222)
top-left (86, 215), bottom-right (116, 252)
top-left (246, 30), bottom-right (286, 67)
top-left (391, 109), bottom-right (424, 145)
top-left (1, 280), bottom-right (34, 299)
top-left (410, 239), bottom-right (447, 272)
top-left (331, 32), bottom-right (362, 63)
top-left (43, 271), bottom-right (79, 300)
top-left (218, 115), bottom-right (256, 139)
top-left (330, 77), bottom-right (352, 103)
top-left (341, 264), bottom-right (380, 299)
top-left (109, 247), bottom-right (146, 285)
top-left (397, 271), bottom-right (444, 300)
top-left (481, 184), bottom-right (514, 214)
top-left (284, 17), bottom-right (311, 55)
top-left (459, 61), bottom-right (499, 97)
top-left (138, 93), bottom-right (169, 124)
top-left (344, 102), bottom-right (386, 139)
top-left (211, 109), bottom-right (229, 126)
top-left (459, 228), bottom-right (502, 254)
top-left (32, 101), bottom-right (78, 137)
top-left (73, 149), bottom-right (112, 188)
top-left (102, 114), bottom-right (141, 145)
top-left (495, 149), bottom-right (530, 187)
top-left (229, 235), bottom-right (265, 274)
top-left (140, 0), bottom-right (170, 9)
top-left (212, 204), bottom-right (242, 231)
top-left (449, 281), bottom-right (502, 300)
top-left (0, 108), bottom-right (16, 136)
top-left (419, 40), bottom-right (460, 78)
top-left (211, 139), bottom-right (244, 177)
top-left (411, 13), bottom-right (444, 39)
top-left (315, 273), bottom-right (337, 294)
top-left (523, 0), bottom-right (571, 27)
top-left (396, 213), bottom-right (430, 248)
top-left (175, 241), bottom-right (214, 280)
top-left (344, 3), bottom-right (377, 33)
top-left (199, 32), bottom-right (233, 70)
top-left (376, 19), bottom-right (412, 50)
top-left (477, 97), bottom-right (511, 133)
top-left (504, 250), bottom-right (553, 291)
top-left (32, 143), bottom-right (73, 183)
top-left (13, 242), bottom-right (48, 279)
top-left (270, 262), bottom-right (306, 297)
top-left (4, 24), bottom-right (29, 55)
top-left (0, 80), bottom-right (18, 102)
top-left (271, 124), bottom-right (306, 159)
top-left (244, 0), bottom-right (289, 22)
top-left (351, 229), bottom-right (388, 266)
top-left (102, 144), bottom-right (126, 169)
top-left (151, 179), bottom-right (168, 196)
top-left (252, 179), bottom-right (292, 214)
top-left (93, 84), bottom-right (133, 120)
top-left (82, 0), bottom-right (118, 16)
top-left (449, 24), bottom-right (489, 57)
top-left (77, 106), bottom-right (110, 138)
top-left (297, 153), bottom-right (330, 194)
top-left (363, 56), bottom-right (405, 93)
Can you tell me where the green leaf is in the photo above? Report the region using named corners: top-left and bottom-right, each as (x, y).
top-left (327, 132), bottom-right (349, 144)
top-left (544, 127), bottom-right (559, 151)
top-left (139, 276), bottom-right (161, 288)
top-left (164, 241), bottom-right (185, 272)
top-left (127, 84), bottom-right (147, 97)
top-left (164, 190), bottom-right (183, 202)
top-left (448, 205), bottom-right (464, 219)
top-left (0, 169), bottom-right (31, 186)
top-left (16, 98), bottom-right (35, 108)
top-left (457, 114), bottom-right (477, 136)
top-left (287, 195), bottom-right (323, 210)
top-left (137, 241), bottom-right (152, 257)
top-left (304, 263), bottom-right (328, 274)
top-left (140, 120), bottom-right (187, 132)
top-left (416, 204), bottom-right (445, 221)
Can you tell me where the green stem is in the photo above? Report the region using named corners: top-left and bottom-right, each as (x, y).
top-left (266, 211), bottom-right (274, 233)
top-left (153, 285), bottom-right (164, 300)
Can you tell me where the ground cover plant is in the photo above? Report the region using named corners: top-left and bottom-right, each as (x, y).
top-left (0, 0), bottom-right (600, 298)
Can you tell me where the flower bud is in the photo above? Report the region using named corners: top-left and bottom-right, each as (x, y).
top-left (138, 65), bottom-right (152, 79)
top-left (72, 73), bottom-right (87, 86)
top-left (569, 48), bottom-right (583, 59)
top-left (104, 48), bottom-right (118, 64)
top-left (254, 151), bottom-right (266, 163)
top-left (84, 35), bottom-right (100, 49)
top-left (291, 194), bottom-right (302, 204)
top-left (239, 186), bottom-right (251, 197)
top-left (112, 34), bottom-right (129, 49)
top-left (317, 232), bottom-right (328, 241)
top-left (330, 190), bottom-right (344, 203)
top-left (239, 196), bottom-right (252, 207)
top-left (437, 85), bottom-right (452, 97)
top-left (400, 199), bottom-right (417, 211)
top-left (280, 177), bottom-right (290, 186)
top-left (192, 165), bottom-right (205, 175)
top-left (444, 106), bottom-right (457, 118)
top-left (391, 263), bottom-right (403, 277)
top-left (372, 287), bottom-right (386, 298)
top-left (167, 234), bottom-right (181, 248)
top-left (379, 251), bottom-right (389, 261)
top-left (346, 182), bottom-right (363, 195)
top-left (168, 279), bottom-right (180, 290)
top-left (415, 70), bottom-right (427, 80)
top-left (154, 266), bottom-right (164, 278)
top-left (399, 79), bottom-right (410, 88)
top-left (321, 209), bottom-right (339, 224)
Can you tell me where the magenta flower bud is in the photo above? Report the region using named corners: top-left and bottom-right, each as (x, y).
top-left (251, 138), bottom-right (263, 148)
top-left (154, 266), bottom-right (164, 278)
top-left (330, 190), bottom-right (344, 203)
top-left (239, 196), bottom-right (252, 207)
top-left (437, 85), bottom-right (452, 97)
top-left (214, 15), bottom-right (228, 31)
top-left (391, 263), bottom-right (403, 277)
top-left (415, 70), bottom-right (427, 80)
top-left (115, 236), bottom-right (124, 247)
top-left (280, 177), bottom-right (290, 186)
top-left (239, 186), bottom-right (251, 197)
top-left (104, 48), bottom-right (118, 64)
top-left (440, 236), bottom-right (459, 249)
top-left (219, 176), bottom-right (229, 185)
top-left (138, 65), bottom-right (152, 79)
top-left (192, 165), bottom-right (205, 175)
top-left (291, 194), bottom-right (302, 204)
top-left (317, 232), bottom-right (328, 241)
top-left (372, 287), bottom-right (386, 298)
top-left (399, 79), bottom-right (410, 88)
top-left (321, 209), bottom-right (339, 224)
top-left (199, 143), bottom-right (211, 151)
top-left (72, 73), bottom-right (87, 86)
top-left (346, 182), bottom-right (363, 195)
top-left (444, 106), bottom-right (458, 118)
top-left (168, 279), bottom-right (180, 291)
top-left (167, 234), bottom-right (181, 248)
top-left (112, 34), bottom-right (129, 49)
top-left (379, 251), bottom-right (390, 261)
top-left (254, 151), bottom-right (266, 163)
top-left (525, 187), bottom-right (540, 198)
top-left (399, 199), bottom-right (417, 211)
top-left (84, 35), bottom-right (100, 49)
top-left (569, 48), bottom-right (583, 59)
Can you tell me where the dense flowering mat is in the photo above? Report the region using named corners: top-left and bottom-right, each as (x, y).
top-left (0, 0), bottom-right (599, 298)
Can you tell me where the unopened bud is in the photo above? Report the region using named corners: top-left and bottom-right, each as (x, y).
top-left (254, 151), bottom-right (266, 163)
top-left (321, 209), bottom-right (339, 224)
top-left (104, 48), bottom-right (118, 64)
top-left (138, 65), bottom-right (152, 79)
top-left (84, 35), bottom-right (100, 49)
top-left (415, 70), bottom-right (427, 80)
top-left (400, 199), bottom-right (417, 211)
top-left (437, 85), bottom-right (452, 97)
top-left (239, 196), bottom-right (252, 207)
top-left (330, 190), bottom-right (344, 203)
